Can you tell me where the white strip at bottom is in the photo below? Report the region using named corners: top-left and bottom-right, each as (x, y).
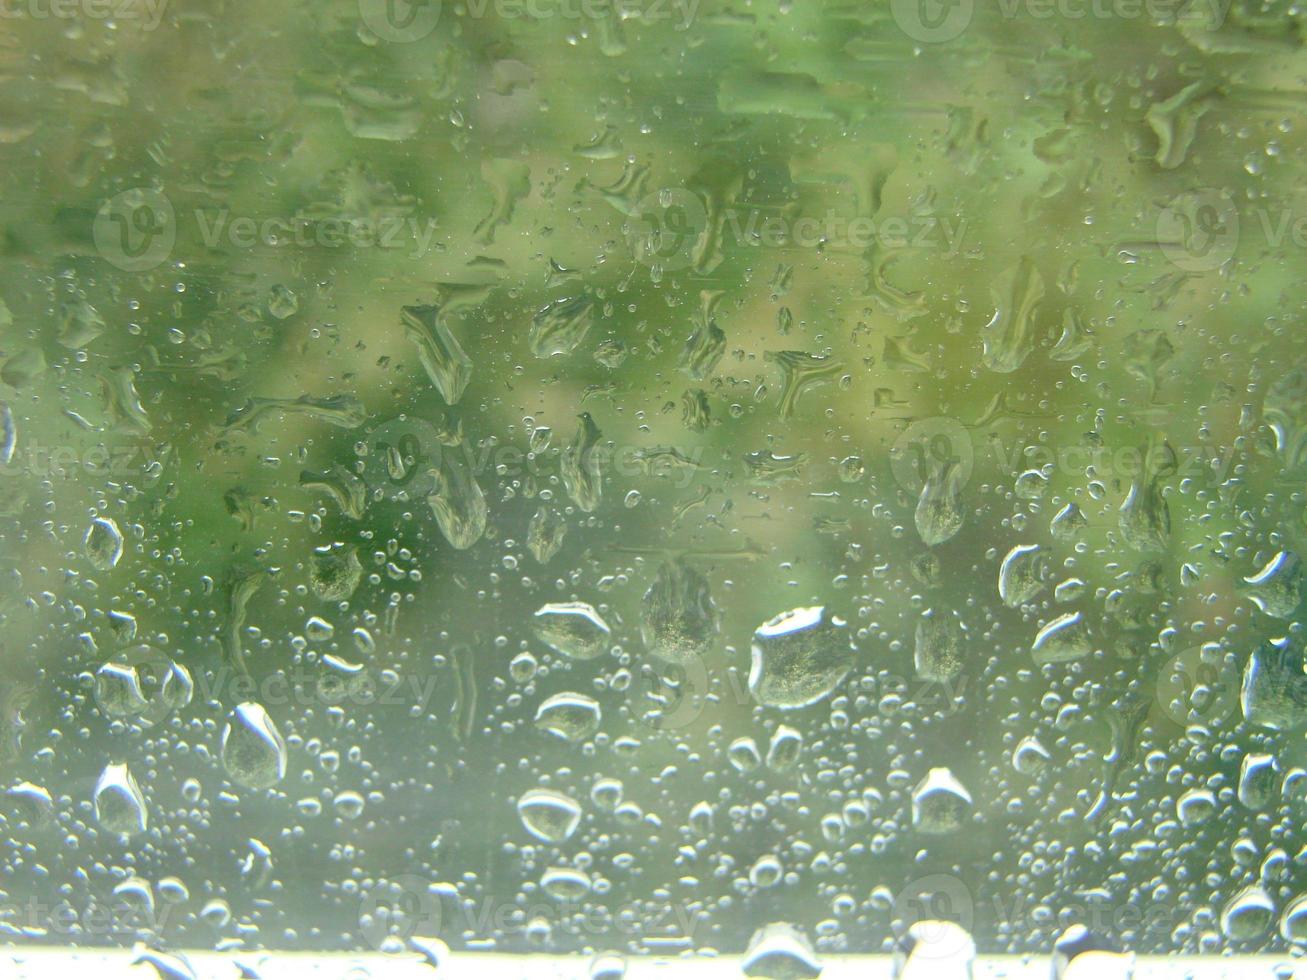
top-left (2, 949), bottom-right (1305, 980)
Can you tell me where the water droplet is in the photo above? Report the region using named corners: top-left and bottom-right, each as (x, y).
top-left (1032, 611), bottom-right (1092, 665)
top-left (641, 559), bottom-right (719, 665)
top-left (1241, 551), bottom-right (1303, 619)
top-left (741, 922), bottom-right (821, 980)
top-left (914, 607), bottom-right (964, 683)
top-left (517, 788), bottom-right (582, 843)
top-left (1222, 885), bottom-right (1275, 941)
top-left (533, 601), bottom-right (612, 661)
top-left (221, 702), bottom-right (288, 789)
top-left (94, 762), bottom-right (148, 836)
top-left (749, 606), bottom-right (853, 709)
top-left (85, 516), bottom-right (124, 571)
top-left (766, 725), bottom-right (803, 771)
top-left (534, 692), bottom-right (601, 744)
top-left (999, 544), bottom-right (1046, 607)
top-left (911, 767), bottom-right (972, 834)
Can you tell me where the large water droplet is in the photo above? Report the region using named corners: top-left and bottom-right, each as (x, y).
top-left (534, 692), bottom-right (601, 743)
top-left (533, 601), bottom-right (611, 661)
top-left (911, 767), bottom-right (972, 834)
top-left (998, 543), bottom-right (1046, 607)
top-left (914, 607), bottom-right (964, 682)
top-left (741, 922), bottom-right (821, 980)
top-left (221, 702), bottom-right (288, 789)
top-left (1241, 639), bottom-right (1307, 731)
top-left (1032, 611), bottom-right (1092, 665)
top-left (94, 762), bottom-right (148, 836)
top-left (749, 606), bottom-right (853, 709)
top-left (85, 516), bottom-right (124, 571)
top-left (517, 788), bottom-right (583, 843)
top-left (1241, 551), bottom-right (1302, 619)
top-left (641, 558), bottom-right (719, 665)
top-left (1221, 885), bottom-right (1274, 940)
